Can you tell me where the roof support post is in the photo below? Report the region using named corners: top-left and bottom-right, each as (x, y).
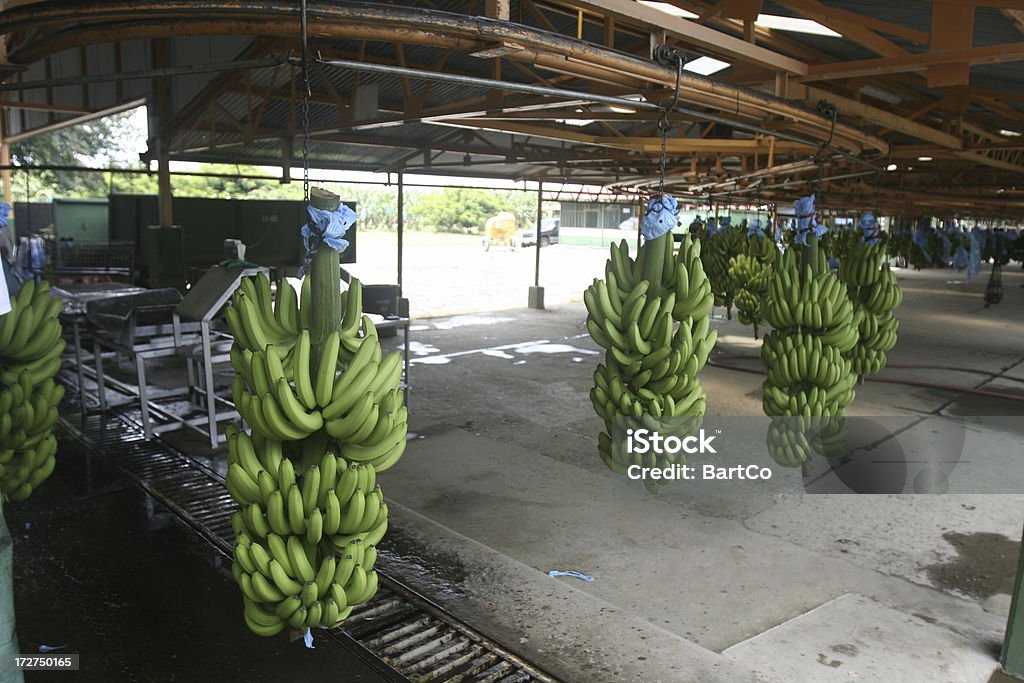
top-left (528, 180), bottom-right (544, 310)
top-left (397, 172), bottom-right (404, 299)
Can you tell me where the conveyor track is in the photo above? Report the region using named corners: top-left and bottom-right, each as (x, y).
top-left (57, 403), bottom-right (556, 683)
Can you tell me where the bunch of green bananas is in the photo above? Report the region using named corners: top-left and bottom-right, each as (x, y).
top-left (701, 223), bottom-right (746, 316)
top-left (761, 247), bottom-right (858, 465)
top-left (727, 236), bottom-right (775, 333)
top-left (838, 244), bottom-right (902, 378)
top-left (225, 273), bottom-right (406, 636)
top-left (820, 227), bottom-right (863, 264)
top-left (0, 279), bottom-right (65, 501)
top-left (226, 430), bottom-right (388, 635)
top-left (585, 234), bottom-right (717, 486)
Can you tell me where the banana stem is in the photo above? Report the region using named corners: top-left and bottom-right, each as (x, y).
top-left (806, 233), bottom-right (821, 278)
top-left (641, 233), bottom-right (670, 297)
top-left (308, 188), bottom-right (342, 371)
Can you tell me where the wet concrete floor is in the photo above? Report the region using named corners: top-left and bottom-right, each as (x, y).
top-left (6, 436), bottom-right (389, 682)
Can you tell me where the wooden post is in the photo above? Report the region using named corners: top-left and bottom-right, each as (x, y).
top-left (1, 118), bottom-right (11, 208)
top-left (157, 142), bottom-right (172, 228)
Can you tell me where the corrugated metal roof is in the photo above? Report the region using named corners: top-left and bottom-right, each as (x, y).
top-left (1, 0), bottom-right (1024, 209)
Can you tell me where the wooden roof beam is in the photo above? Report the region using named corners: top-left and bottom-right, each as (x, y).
top-left (571, 0), bottom-right (808, 74)
top-left (928, 3), bottom-right (974, 87)
top-left (791, 82), bottom-right (962, 149)
top-left (802, 42), bottom-right (1024, 82)
top-left (775, 0), bottom-right (910, 57)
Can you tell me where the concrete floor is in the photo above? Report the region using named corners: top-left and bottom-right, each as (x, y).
top-left (372, 263), bottom-right (1024, 682)
top-left (56, 262), bottom-right (1024, 682)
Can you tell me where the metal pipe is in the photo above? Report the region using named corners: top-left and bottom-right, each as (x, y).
top-left (0, 161), bottom-right (637, 198)
top-left (315, 56), bottom-right (883, 174)
top-left (315, 56), bottom-right (666, 114)
top-left (709, 170), bottom-right (878, 197)
top-left (0, 58), bottom-right (285, 92)
top-left (635, 196), bottom-right (643, 252)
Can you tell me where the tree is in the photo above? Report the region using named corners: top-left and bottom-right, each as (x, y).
top-left (407, 187), bottom-right (507, 233)
top-left (9, 109), bottom-right (147, 201)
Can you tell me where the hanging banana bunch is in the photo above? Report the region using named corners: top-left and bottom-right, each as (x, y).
top-left (760, 195), bottom-right (858, 466)
top-left (838, 214), bottom-right (902, 380)
top-left (727, 227), bottom-right (776, 337)
top-left (0, 279), bottom-right (65, 502)
top-left (585, 196), bottom-right (717, 492)
top-left (702, 219), bottom-right (746, 319)
top-left (225, 189), bottom-right (407, 636)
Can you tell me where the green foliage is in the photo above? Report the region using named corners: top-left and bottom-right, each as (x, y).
top-left (319, 185), bottom-right (396, 231)
top-left (10, 110), bottom-right (147, 201)
top-left (405, 187), bottom-right (505, 234)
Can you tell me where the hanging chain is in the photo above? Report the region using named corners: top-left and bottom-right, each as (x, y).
top-left (813, 100), bottom-right (837, 202)
top-left (655, 48), bottom-right (683, 197)
top-left (300, 0), bottom-right (311, 204)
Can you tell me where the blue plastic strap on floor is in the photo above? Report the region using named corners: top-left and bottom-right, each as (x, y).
top-left (548, 570), bottom-right (594, 582)
top-left (303, 628), bottom-right (314, 649)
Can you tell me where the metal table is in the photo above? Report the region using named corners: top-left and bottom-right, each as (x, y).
top-left (53, 282), bottom-right (147, 407)
top-left (88, 288), bottom-right (200, 437)
top-left (172, 265), bottom-right (266, 448)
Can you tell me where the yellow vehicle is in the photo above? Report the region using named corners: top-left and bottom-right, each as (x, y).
top-left (483, 212), bottom-right (517, 251)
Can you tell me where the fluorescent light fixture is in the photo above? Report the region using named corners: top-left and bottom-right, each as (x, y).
top-left (917, 156), bottom-right (933, 162)
top-left (638, 1), bottom-right (698, 19)
top-left (1000, 128), bottom-right (1022, 137)
top-left (861, 84), bottom-right (902, 105)
top-left (886, 163), bottom-right (898, 171)
top-left (755, 14), bottom-right (840, 36)
top-left (684, 56), bottom-right (731, 76)
top-left (559, 118), bottom-right (595, 127)
top-left (607, 95), bottom-right (644, 114)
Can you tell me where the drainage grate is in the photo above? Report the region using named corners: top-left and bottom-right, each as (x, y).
top-left (57, 408), bottom-right (556, 683)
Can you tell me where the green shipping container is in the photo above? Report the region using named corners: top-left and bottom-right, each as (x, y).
top-left (112, 196), bottom-right (357, 272)
top-left (54, 198), bottom-right (110, 242)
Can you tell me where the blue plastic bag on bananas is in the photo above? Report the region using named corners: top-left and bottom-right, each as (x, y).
top-left (952, 245), bottom-right (967, 271)
top-left (747, 218), bottom-right (765, 238)
top-left (858, 212), bottom-right (881, 245)
top-left (966, 231), bottom-right (981, 282)
top-left (912, 228), bottom-right (932, 263)
top-left (302, 203), bottom-right (356, 254)
top-left (705, 217), bottom-right (718, 237)
top-left (641, 195), bottom-right (678, 241)
top-left (971, 227), bottom-right (988, 256)
top-left (792, 194), bottom-right (826, 246)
